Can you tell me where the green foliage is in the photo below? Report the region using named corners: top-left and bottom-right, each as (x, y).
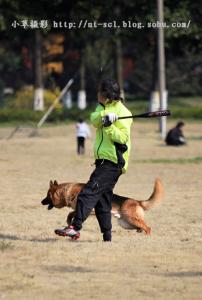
top-left (0, 80), bottom-right (3, 102)
top-left (0, 107), bottom-right (91, 123)
top-left (0, 0), bottom-right (202, 99)
top-left (126, 98), bottom-right (202, 120)
top-left (6, 87), bottom-right (61, 109)
top-left (167, 52), bottom-right (202, 96)
top-left (0, 97), bottom-right (202, 124)
top-left (170, 107), bottom-right (202, 119)
top-left (0, 108), bottom-right (43, 122)
top-left (0, 47), bottom-right (22, 92)
top-left (169, 96), bottom-right (202, 119)
top-left (0, 48), bottom-right (21, 73)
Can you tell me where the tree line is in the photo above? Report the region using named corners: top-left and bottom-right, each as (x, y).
top-left (0, 0), bottom-right (201, 111)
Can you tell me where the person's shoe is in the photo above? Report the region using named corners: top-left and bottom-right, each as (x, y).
top-left (55, 226), bottom-right (80, 240)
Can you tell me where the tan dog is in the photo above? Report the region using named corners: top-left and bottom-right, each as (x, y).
top-left (41, 178), bottom-right (163, 235)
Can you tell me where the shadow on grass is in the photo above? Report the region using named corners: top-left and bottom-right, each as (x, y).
top-left (42, 264), bottom-right (115, 274)
top-left (43, 265), bottom-right (95, 273)
top-left (133, 156), bottom-right (202, 164)
top-left (163, 271), bottom-right (202, 277)
top-left (0, 233), bottom-right (57, 243)
top-left (0, 233), bottom-right (96, 243)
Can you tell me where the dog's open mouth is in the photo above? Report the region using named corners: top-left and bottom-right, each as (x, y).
top-left (41, 198), bottom-right (54, 210)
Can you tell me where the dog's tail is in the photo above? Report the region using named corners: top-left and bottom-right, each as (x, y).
top-left (140, 178), bottom-right (164, 210)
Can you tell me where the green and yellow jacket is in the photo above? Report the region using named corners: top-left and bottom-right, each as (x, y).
top-left (90, 100), bottom-right (132, 173)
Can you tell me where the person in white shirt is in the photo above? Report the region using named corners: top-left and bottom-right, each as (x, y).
top-left (76, 118), bottom-right (91, 154)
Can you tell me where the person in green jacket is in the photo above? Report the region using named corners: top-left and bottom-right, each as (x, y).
top-left (55, 79), bottom-right (132, 241)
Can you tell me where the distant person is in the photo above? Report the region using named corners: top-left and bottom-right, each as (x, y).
top-left (165, 121), bottom-right (186, 146)
top-left (76, 118), bottom-right (91, 154)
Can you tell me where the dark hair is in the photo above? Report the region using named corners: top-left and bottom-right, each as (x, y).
top-left (78, 118), bottom-right (84, 123)
top-left (99, 78), bottom-right (123, 102)
top-left (176, 121), bottom-right (184, 128)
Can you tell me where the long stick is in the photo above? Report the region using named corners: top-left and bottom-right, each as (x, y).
top-left (118, 109), bottom-right (171, 120)
top-left (36, 77), bottom-right (74, 129)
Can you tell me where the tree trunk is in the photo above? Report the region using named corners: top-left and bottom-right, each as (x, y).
top-left (33, 30), bottom-right (44, 111)
top-left (77, 51), bottom-right (87, 109)
top-left (63, 90), bottom-right (72, 109)
top-left (149, 32), bottom-right (160, 112)
top-left (115, 35), bottom-right (124, 100)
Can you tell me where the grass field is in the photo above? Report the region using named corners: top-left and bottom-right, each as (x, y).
top-left (0, 121), bottom-right (202, 300)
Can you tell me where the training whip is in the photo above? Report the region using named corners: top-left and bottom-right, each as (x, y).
top-left (118, 109), bottom-right (171, 120)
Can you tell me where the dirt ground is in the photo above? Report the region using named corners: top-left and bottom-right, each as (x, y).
top-left (0, 121), bottom-right (202, 300)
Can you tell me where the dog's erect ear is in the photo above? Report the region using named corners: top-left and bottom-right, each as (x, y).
top-left (54, 180), bottom-right (58, 186)
top-left (50, 180), bottom-right (54, 188)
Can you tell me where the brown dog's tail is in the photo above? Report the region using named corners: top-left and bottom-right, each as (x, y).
top-left (140, 178), bottom-right (164, 210)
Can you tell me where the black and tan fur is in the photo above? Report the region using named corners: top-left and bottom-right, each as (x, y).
top-left (41, 178), bottom-right (163, 235)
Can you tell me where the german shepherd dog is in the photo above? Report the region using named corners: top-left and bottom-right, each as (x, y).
top-left (41, 179), bottom-right (163, 235)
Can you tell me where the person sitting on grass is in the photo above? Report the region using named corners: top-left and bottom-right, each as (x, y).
top-left (165, 121), bottom-right (187, 146)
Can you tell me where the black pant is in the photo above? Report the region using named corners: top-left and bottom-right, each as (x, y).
top-left (77, 137), bottom-right (85, 154)
top-left (72, 160), bottom-right (121, 241)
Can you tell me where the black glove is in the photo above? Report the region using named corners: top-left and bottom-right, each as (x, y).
top-left (102, 115), bottom-right (112, 127)
top-left (102, 113), bottom-right (118, 127)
